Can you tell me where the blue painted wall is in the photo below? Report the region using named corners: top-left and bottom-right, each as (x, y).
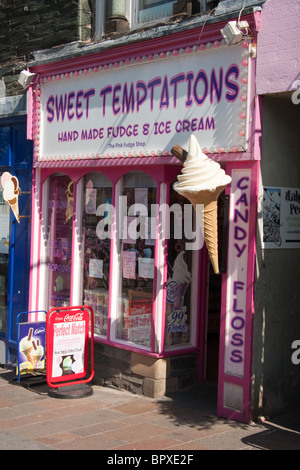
top-left (0, 116), bottom-right (32, 364)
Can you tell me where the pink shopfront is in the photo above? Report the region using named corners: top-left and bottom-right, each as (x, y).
top-left (27, 12), bottom-right (260, 423)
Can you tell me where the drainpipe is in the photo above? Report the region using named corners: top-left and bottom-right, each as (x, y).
top-left (105, 0), bottom-right (129, 36)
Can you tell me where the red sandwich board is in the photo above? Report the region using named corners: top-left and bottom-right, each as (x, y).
top-left (46, 305), bottom-right (94, 389)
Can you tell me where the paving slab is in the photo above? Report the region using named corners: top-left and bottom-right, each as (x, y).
top-left (0, 367), bottom-right (299, 451)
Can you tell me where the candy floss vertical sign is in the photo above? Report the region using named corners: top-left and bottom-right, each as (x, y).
top-left (223, 169), bottom-right (251, 411)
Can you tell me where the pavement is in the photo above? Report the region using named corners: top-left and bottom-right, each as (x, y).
top-left (0, 366), bottom-right (299, 451)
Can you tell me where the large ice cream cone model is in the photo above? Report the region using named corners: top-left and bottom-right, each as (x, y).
top-left (0, 172), bottom-right (21, 223)
top-left (172, 135), bottom-right (232, 274)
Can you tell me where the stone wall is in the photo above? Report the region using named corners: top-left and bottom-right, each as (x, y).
top-left (0, 0), bottom-right (92, 96)
top-left (92, 342), bottom-right (199, 398)
top-left (252, 95), bottom-right (300, 418)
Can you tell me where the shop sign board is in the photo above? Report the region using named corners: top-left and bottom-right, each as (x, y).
top-left (262, 186), bottom-right (300, 249)
top-left (46, 305), bottom-right (94, 387)
top-left (17, 321), bottom-right (46, 375)
top-left (34, 42), bottom-right (251, 162)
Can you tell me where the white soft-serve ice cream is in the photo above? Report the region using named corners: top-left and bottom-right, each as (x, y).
top-left (170, 251), bottom-right (191, 309)
top-left (31, 340), bottom-right (44, 368)
top-left (173, 135), bottom-right (232, 274)
top-left (19, 328), bottom-right (34, 364)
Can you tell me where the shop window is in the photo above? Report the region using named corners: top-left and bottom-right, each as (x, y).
top-left (94, 1), bottom-right (176, 38)
top-left (0, 177), bottom-right (10, 333)
top-left (113, 171), bottom-right (157, 348)
top-left (46, 174), bottom-right (74, 309)
top-left (133, 0), bottom-right (176, 26)
top-left (82, 173), bottom-right (112, 338)
top-left (165, 182), bottom-right (196, 348)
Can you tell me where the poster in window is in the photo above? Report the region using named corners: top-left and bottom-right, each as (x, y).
top-left (85, 181), bottom-right (97, 214)
top-left (128, 290), bottom-right (152, 346)
top-left (122, 250), bottom-right (136, 279)
top-left (263, 186), bottom-right (300, 248)
top-left (89, 258), bottom-right (104, 278)
top-left (138, 257), bottom-right (154, 279)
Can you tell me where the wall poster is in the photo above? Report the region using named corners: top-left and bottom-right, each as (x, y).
top-left (263, 186), bottom-right (300, 249)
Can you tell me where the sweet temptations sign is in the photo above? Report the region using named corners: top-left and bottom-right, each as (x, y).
top-left (33, 41), bottom-right (251, 162)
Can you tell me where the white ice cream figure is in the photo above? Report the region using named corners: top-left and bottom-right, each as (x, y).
top-left (31, 340), bottom-right (44, 368)
top-left (167, 251), bottom-right (191, 310)
top-left (173, 135), bottom-right (232, 274)
top-left (19, 327), bottom-right (34, 363)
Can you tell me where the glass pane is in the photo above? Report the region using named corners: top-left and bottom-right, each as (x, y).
top-left (47, 174), bottom-right (73, 308)
top-left (138, 0), bottom-right (175, 23)
top-left (165, 183), bottom-right (194, 347)
top-left (82, 173), bottom-right (112, 337)
top-left (0, 176), bottom-right (10, 333)
top-left (116, 171), bottom-right (157, 347)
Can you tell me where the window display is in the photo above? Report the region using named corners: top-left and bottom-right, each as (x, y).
top-left (82, 173), bottom-right (112, 337)
top-left (46, 174), bottom-right (73, 308)
top-left (165, 183), bottom-right (194, 347)
top-left (41, 168), bottom-right (199, 354)
top-left (115, 171), bottom-right (157, 347)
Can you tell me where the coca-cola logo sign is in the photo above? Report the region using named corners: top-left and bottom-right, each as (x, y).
top-left (64, 312), bottom-right (84, 322)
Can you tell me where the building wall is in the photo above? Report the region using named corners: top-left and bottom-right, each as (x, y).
top-left (92, 343), bottom-right (198, 398)
top-left (256, 0), bottom-right (300, 95)
top-left (0, 0), bottom-right (92, 96)
top-left (252, 95), bottom-right (300, 417)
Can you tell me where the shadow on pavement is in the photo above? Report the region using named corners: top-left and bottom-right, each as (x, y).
top-left (155, 381), bottom-right (251, 431)
top-left (241, 424), bottom-right (300, 450)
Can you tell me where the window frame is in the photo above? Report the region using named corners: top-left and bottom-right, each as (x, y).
top-left (38, 167), bottom-right (200, 357)
top-left (42, 173), bottom-right (74, 311)
top-left (131, 0), bottom-right (176, 29)
top-left (95, 0), bottom-right (177, 39)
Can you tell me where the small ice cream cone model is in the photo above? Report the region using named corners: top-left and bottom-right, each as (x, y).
top-left (31, 340), bottom-right (44, 369)
top-left (65, 181), bottom-right (74, 223)
top-left (170, 251), bottom-right (191, 309)
top-left (172, 135), bottom-right (232, 274)
top-left (19, 328), bottom-right (34, 364)
top-left (1, 172), bottom-right (21, 223)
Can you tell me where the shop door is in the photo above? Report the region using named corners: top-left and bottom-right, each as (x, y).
top-left (205, 271), bottom-right (222, 383)
top-left (203, 191), bottom-right (228, 384)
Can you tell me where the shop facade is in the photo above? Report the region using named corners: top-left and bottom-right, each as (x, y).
top-left (27, 10), bottom-right (261, 423)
